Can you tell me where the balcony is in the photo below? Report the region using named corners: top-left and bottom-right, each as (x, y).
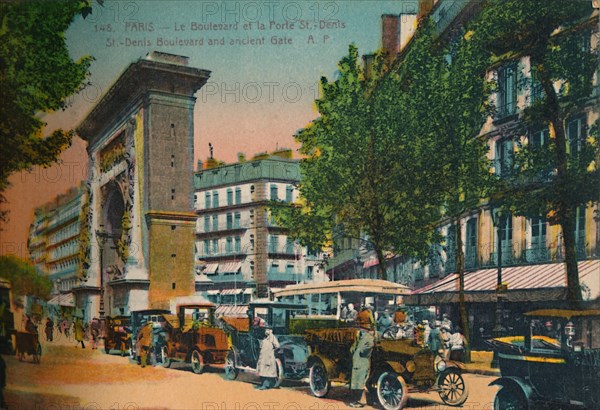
top-left (267, 271), bottom-right (302, 282)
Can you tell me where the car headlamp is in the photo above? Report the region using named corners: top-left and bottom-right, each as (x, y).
top-left (436, 359), bottom-right (447, 372)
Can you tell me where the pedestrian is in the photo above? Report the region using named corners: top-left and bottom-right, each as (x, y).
top-left (377, 309), bottom-right (393, 335)
top-left (45, 317), bottom-right (54, 342)
top-left (340, 303), bottom-right (349, 322)
top-left (24, 314), bottom-right (37, 334)
top-left (256, 324), bottom-right (280, 390)
top-left (441, 313), bottom-right (454, 333)
top-left (90, 318), bottom-right (100, 350)
top-left (74, 317), bottom-right (85, 348)
top-left (138, 321), bottom-right (153, 367)
top-left (427, 320), bottom-right (445, 358)
top-left (440, 326), bottom-right (451, 359)
top-left (119, 325), bottom-right (131, 357)
top-left (348, 317), bottom-right (375, 408)
top-left (449, 326), bottom-right (466, 362)
top-left (356, 306), bottom-right (375, 331)
top-left (393, 308), bottom-right (407, 325)
top-left (346, 303), bottom-right (358, 323)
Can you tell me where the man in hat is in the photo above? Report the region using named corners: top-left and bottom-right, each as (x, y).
top-left (427, 320), bottom-right (445, 358)
top-left (346, 304), bottom-right (358, 323)
top-left (256, 323), bottom-right (280, 390)
top-left (348, 317), bottom-right (375, 408)
top-left (356, 306), bottom-right (375, 331)
top-left (138, 321), bottom-right (154, 368)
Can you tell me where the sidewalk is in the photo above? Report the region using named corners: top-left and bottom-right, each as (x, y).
top-left (462, 350), bottom-right (501, 376)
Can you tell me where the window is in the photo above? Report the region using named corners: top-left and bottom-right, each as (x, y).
top-left (529, 128), bottom-right (549, 149)
top-left (203, 240), bottom-right (210, 255)
top-left (270, 184), bottom-right (278, 200)
top-left (204, 216), bottom-right (210, 232)
top-left (497, 64), bottom-right (517, 118)
top-left (497, 214), bottom-right (513, 265)
top-left (234, 212), bottom-right (241, 228)
top-left (530, 66), bottom-right (544, 105)
top-left (235, 236), bottom-right (241, 253)
top-left (306, 265), bottom-right (313, 280)
top-left (465, 218), bottom-right (477, 269)
top-left (227, 189), bottom-right (233, 205)
top-left (495, 138), bottom-right (514, 177)
top-left (567, 115), bottom-right (586, 156)
top-left (445, 225), bottom-right (456, 274)
top-left (286, 238), bottom-right (294, 254)
top-left (269, 235), bottom-right (279, 254)
top-left (250, 234), bottom-right (255, 251)
top-left (226, 237), bottom-right (232, 253)
top-left (226, 213), bottom-right (233, 229)
top-left (574, 206), bottom-right (586, 255)
top-left (205, 192), bottom-right (211, 209)
top-left (212, 191), bottom-right (219, 208)
top-left (212, 215), bottom-right (218, 231)
top-left (527, 216), bottom-right (547, 262)
top-left (270, 262), bottom-right (280, 273)
top-left (249, 210), bottom-right (254, 225)
top-left (286, 264), bottom-right (294, 274)
top-left (212, 239), bottom-right (219, 255)
top-left (286, 185), bottom-right (293, 202)
top-left (235, 188), bottom-right (242, 204)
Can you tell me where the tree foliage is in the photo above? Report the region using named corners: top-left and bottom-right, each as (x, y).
top-left (0, 0), bottom-right (96, 225)
top-left (478, 0), bottom-right (598, 304)
top-left (273, 44), bottom-right (446, 279)
top-left (0, 255), bottom-right (53, 301)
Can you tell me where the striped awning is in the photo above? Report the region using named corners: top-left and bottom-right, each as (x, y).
top-left (220, 261), bottom-right (242, 274)
top-left (47, 292), bottom-right (75, 307)
top-left (221, 288), bottom-right (243, 296)
top-left (215, 304), bottom-right (248, 317)
top-left (405, 259), bottom-right (600, 305)
top-left (204, 263), bottom-right (219, 275)
top-left (363, 258), bottom-right (379, 269)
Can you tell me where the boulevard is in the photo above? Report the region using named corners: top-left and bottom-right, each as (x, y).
top-left (5, 336), bottom-right (498, 410)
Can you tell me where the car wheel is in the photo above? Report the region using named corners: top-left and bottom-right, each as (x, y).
top-left (494, 386), bottom-right (528, 410)
top-left (438, 368), bottom-right (468, 406)
top-left (309, 360), bottom-right (330, 398)
top-left (274, 358), bottom-right (284, 388)
top-left (377, 372), bottom-right (408, 410)
top-left (191, 349), bottom-right (205, 374)
top-left (160, 345), bottom-right (171, 368)
top-left (382, 326), bottom-right (398, 340)
top-left (224, 350), bottom-right (239, 380)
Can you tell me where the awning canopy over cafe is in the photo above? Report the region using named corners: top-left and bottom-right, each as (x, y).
top-left (404, 259), bottom-right (600, 306)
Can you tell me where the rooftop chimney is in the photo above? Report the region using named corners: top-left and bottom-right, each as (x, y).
top-left (145, 51), bottom-right (189, 66)
top-left (381, 14), bottom-right (400, 61)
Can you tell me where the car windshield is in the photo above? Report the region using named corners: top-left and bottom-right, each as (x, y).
top-left (530, 316), bottom-right (600, 351)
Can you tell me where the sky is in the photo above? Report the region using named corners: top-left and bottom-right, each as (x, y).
top-left (1, 0), bottom-right (417, 258)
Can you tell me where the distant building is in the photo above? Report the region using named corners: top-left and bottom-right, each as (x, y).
top-left (194, 152), bottom-right (326, 311)
top-left (28, 183), bottom-right (86, 315)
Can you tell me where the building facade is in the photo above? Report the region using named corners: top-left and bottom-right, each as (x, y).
top-left (28, 184), bottom-right (86, 316)
top-left (194, 153), bottom-right (326, 307)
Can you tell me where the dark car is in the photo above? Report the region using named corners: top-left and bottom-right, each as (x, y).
top-left (158, 303), bottom-right (229, 374)
top-left (223, 301), bottom-right (309, 385)
top-left (488, 308), bottom-right (600, 410)
top-left (103, 315), bottom-right (131, 355)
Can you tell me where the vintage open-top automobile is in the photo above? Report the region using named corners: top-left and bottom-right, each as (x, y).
top-left (488, 308), bottom-right (600, 410)
top-left (223, 301), bottom-right (309, 385)
top-left (305, 328), bottom-right (468, 410)
top-left (158, 302), bottom-right (229, 374)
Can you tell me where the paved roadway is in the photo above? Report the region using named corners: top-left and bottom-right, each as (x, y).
top-left (5, 336), bottom-right (498, 409)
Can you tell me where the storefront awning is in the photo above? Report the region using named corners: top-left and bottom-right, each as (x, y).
top-left (220, 261), bottom-right (242, 274)
top-left (221, 288), bottom-right (243, 296)
top-left (206, 290), bottom-right (220, 295)
top-left (215, 304), bottom-right (248, 317)
top-left (204, 263), bottom-right (219, 275)
top-left (47, 292), bottom-right (75, 307)
top-left (243, 288), bottom-right (255, 295)
top-left (405, 259), bottom-right (600, 305)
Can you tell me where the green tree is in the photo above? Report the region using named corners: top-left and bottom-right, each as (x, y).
top-left (273, 45), bottom-right (445, 280)
top-left (0, 255), bottom-right (53, 301)
top-left (0, 0), bottom-right (97, 225)
top-left (477, 0), bottom-right (598, 305)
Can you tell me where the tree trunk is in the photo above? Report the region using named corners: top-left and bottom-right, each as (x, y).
top-left (375, 246), bottom-right (387, 281)
top-left (455, 216), bottom-right (471, 362)
top-left (537, 62), bottom-right (582, 306)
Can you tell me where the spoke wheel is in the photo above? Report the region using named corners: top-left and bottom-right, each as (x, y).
top-left (224, 350), bottom-right (239, 380)
top-left (160, 345), bottom-right (171, 368)
top-left (494, 386), bottom-right (528, 410)
top-left (191, 350), bottom-right (205, 374)
top-left (309, 360), bottom-right (330, 398)
top-left (274, 358), bottom-right (283, 388)
top-left (438, 368), bottom-right (468, 406)
top-left (377, 372), bottom-right (408, 410)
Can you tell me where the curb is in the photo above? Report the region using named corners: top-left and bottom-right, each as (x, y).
top-left (463, 367), bottom-right (501, 377)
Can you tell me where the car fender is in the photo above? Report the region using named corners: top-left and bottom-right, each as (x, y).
top-left (446, 360), bottom-right (466, 370)
top-left (489, 376), bottom-right (535, 402)
top-left (307, 354), bottom-right (336, 378)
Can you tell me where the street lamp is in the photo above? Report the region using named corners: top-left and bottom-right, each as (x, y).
top-left (490, 207), bottom-right (508, 367)
top-left (95, 227), bottom-right (110, 320)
